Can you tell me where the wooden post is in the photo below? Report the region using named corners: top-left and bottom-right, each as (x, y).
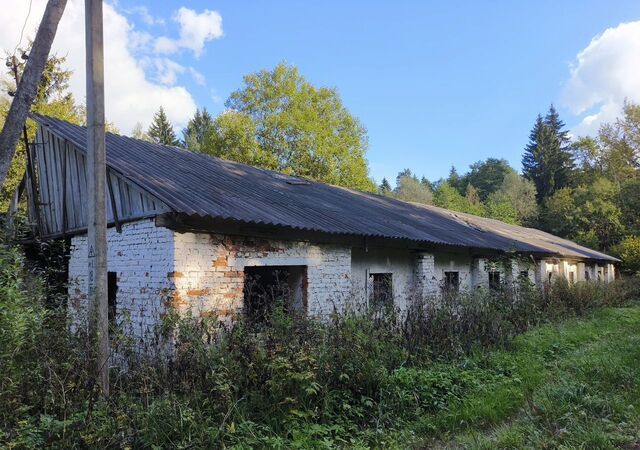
top-left (85, 0), bottom-right (109, 397)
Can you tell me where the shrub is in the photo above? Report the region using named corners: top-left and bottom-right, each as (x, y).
top-left (616, 235), bottom-right (640, 275)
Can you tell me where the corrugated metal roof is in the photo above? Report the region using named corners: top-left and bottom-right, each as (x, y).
top-left (33, 114), bottom-right (618, 262)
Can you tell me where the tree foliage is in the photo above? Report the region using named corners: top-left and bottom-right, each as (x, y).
top-left (433, 181), bottom-right (470, 212)
top-left (533, 102), bottom-right (640, 265)
top-left (615, 235), bottom-right (640, 275)
top-left (1, 51), bottom-right (83, 210)
top-left (522, 106), bottom-right (574, 203)
top-left (378, 177), bottom-right (392, 195)
top-left (206, 63), bottom-right (375, 191)
top-left (394, 174), bottom-right (433, 204)
top-left (542, 179), bottom-right (624, 250)
top-left (182, 108), bottom-right (214, 152)
top-left (205, 110), bottom-right (277, 168)
top-left (498, 172), bottom-right (538, 225)
top-left (147, 106), bottom-right (180, 146)
top-left (463, 158), bottom-right (515, 200)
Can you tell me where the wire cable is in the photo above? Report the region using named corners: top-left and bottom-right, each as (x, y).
top-left (12, 0), bottom-right (34, 57)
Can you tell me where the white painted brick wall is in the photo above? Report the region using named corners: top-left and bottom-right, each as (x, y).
top-left (68, 219), bottom-right (174, 340)
top-left (68, 218), bottom-right (615, 345)
top-left (413, 252), bottom-right (437, 298)
top-left (172, 232), bottom-right (352, 318)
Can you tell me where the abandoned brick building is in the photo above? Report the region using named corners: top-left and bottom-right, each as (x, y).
top-left (25, 115), bottom-right (618, 339)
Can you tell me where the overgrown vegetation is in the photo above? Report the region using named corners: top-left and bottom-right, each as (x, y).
top-left (1, 238), bottom-right (638, 449)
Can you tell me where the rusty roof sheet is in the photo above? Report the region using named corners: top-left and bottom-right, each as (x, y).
top-left (34, 115), bottom-right (618, 262)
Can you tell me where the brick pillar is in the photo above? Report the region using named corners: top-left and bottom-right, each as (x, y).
top-left (534, 259), bottom-right (547, 286)
top-left (472, 258), bottom-right (488, 289)
top-left (506, 260), bottom-right (520, 285)
top-left (577, 262), bottom-right (586, 281)
top-left (414, 253), bottom-right (437, 298)
top-left (604, 264), bottom-right (615, 282)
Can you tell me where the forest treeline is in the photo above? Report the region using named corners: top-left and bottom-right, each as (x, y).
top-left (1, 55), bottom-right (639, 272)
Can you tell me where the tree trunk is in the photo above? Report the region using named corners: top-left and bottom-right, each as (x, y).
top-left (0, 0), bottom-right (68, 188)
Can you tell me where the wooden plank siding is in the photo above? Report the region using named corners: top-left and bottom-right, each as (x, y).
top-left (28, 126), bottom-right (171, 238)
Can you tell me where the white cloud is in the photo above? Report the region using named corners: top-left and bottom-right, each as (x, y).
top-left (154, 7), bottom-right (223, 57)
top-left (126, 6), bottom-right (165, 26)
top-left (148, 58), bottom-right (185, 86)
top-left (189, 67), bottom-right (206, 86)
top-left (0, 0), bottom-right (200, 134)
top-left (562, 21), bottom-right (640, 136)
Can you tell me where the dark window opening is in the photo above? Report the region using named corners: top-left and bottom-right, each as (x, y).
top-left (370, 273), bottom-right (393, 310)
top-left (585, 270), bottom-right (590, 281)
top-left (444, 271), bottom-right (459, 292)
top-left (107, 272), bottom-right (118, 328)
top-left (489, 271), bottom-right (501, 290)
top-left (243, 266), bottom-right (307, 324)
top-left (519, 270), bottom-right (529, 280)
top-left (548, 272), bottom-right (553, 283)
top-left (569, 272), bottom-right (575, 283)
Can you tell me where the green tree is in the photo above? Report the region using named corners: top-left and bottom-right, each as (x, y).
top-left (446, 166), bottom-right (465, 194)
top-left (396, 168), bottom-right (415, 185)
top-left (420, 176), bottom-right (433, 190)
top-left (131, 122), bottom-right (150, 141)
top-left (205, 110), bottom-right (277, 169)
top-left (620, 178), bottom-right (640, 235)
top-left (433, 181), bottom-right (469, 212)
top-left (393, 175), bottom-right (433, 204)
top-left (182, 108), bottom-right (214, 152)
top-left (464, 184), bottom-right (486, 216)
top-left (615, 235), bottom-right (640, 275)
top-left (465, 158), bottom-right (515, 200)
top-left (573, 178), bottom-right (624, 250)
top-left (596, 103), bottom-right (639, 185)
top-left (485, 191), bottom-right (519, 225)
top-left (147, 106), bottom-right (180, 146)
top-left (540, 188), bottom-right (578, 239)
top-left (498, 172), bottom-right (538, 225)
top-left (223, 63), bottom-right (374, 191)
top-left (379, 177), bottom-right (391, 195)
top-left (1, 52), bottom-right (83, 210)
top-left (541, 179), bottom-right (623, 250)
top-left (522, 106), bottom-right (574, 203)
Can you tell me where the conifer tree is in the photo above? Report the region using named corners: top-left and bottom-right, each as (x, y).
top-left (379, 177), bottom-right (391, 194)
top-left (447, 166), bottom-right (465, 194)
top-left (522, 105), bottom-right (574, 203)
top-left (182, 108), bottom-right (214, 152)
top-left (147, 106), bottom-right (179, 146)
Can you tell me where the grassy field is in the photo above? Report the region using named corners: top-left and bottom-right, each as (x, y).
top-left (394, 306), bottom-right (640, 449)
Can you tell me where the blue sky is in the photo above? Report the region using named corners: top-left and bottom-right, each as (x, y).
top-left (4, 1), bottom-right (640, 185)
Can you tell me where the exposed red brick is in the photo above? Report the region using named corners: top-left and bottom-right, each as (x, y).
top-left (224, 271), bottom-right (243, 278)
top-left (187, 288), bottom-right (210, 296)
top-left (167, 271), bottom-right (183, 278)
top-left (213, 257), bottom-right (227, 268)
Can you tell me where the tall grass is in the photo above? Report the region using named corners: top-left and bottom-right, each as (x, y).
top-left (1, 238), bottom-right (638, 448)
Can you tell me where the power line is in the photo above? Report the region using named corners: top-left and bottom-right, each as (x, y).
top-left (12, 0), bottom-right (34, 57)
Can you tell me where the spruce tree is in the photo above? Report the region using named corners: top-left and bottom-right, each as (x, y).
top-left (148, 106), bottom-right (180, 146)
top-left (447, 166), bottom-right (465, 194)
top-left (182, 108), bottom-right (214, 152)
top-left (379, 177), bottom-right (392, 194)
top-left (544, 105), bottom-right (574, 188)
top-left (522, 105), bottom-right (574, 203)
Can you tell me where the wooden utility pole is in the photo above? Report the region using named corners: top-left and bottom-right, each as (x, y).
top-left (85, 0), bottom-right (109, 396)
top-left (0, 0), bottom-right (68, 188)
